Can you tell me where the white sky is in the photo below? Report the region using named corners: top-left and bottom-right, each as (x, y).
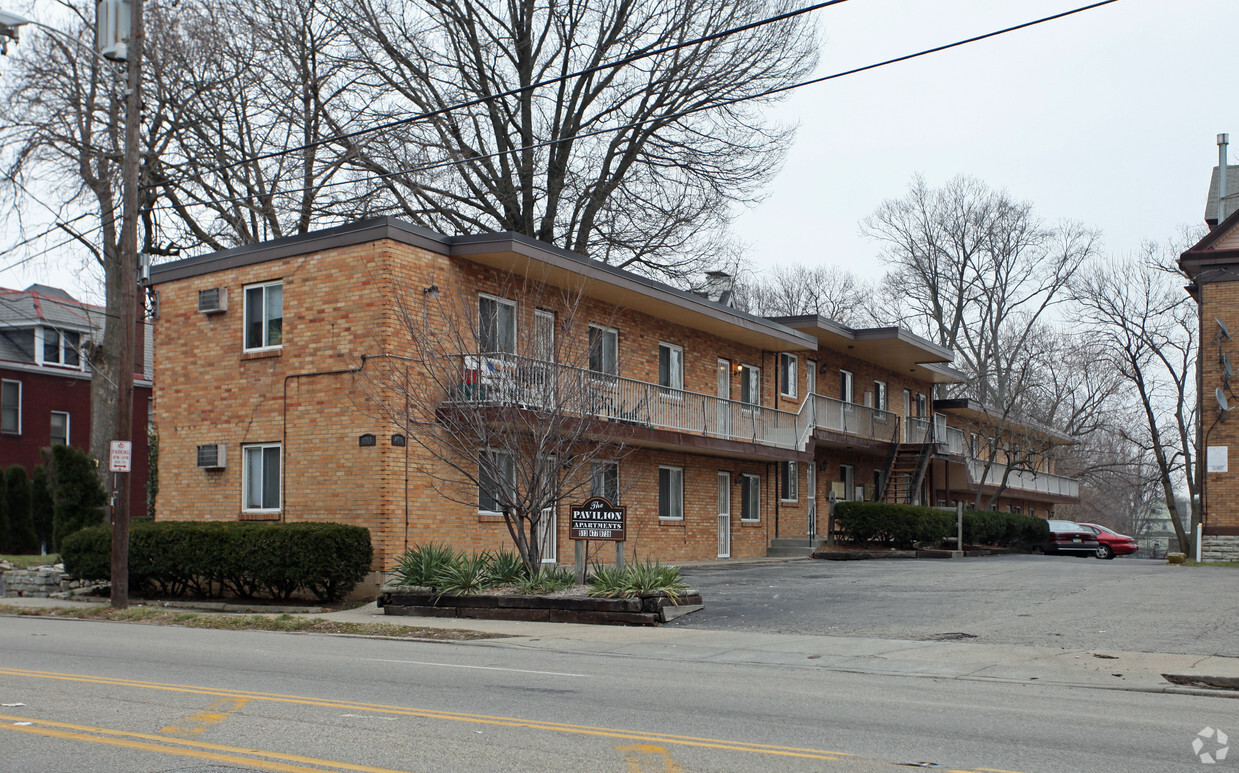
top-left (2, 0), bottom-right (1236, 300)
top-left (731, 0), bottom-right (1239, 279)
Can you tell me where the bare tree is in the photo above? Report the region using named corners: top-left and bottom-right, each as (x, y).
top-left (331, 0), bottom-right (818, 282)
top-left (735, 263), bottom-right (870, 324)
top-left (863, 175), bottom-right (1099, 407)
top-left (1070, 240), bottom-right (1201, 553)
top-left (362, 274), bottom-right (634, 572)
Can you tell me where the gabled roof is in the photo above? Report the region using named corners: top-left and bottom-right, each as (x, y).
top-left (0, 285), bottom-right (102, 330)
top-left (1179, 204), bottom-right (1239, 282)
top-left (1205, 165), bottom-right (1239, 227)
top-left (149, 217), bottom-right (819, 352)
top-left (770, 315), bottom-right (961, 383)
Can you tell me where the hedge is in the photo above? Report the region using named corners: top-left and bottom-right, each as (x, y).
top-left (62, 521), bottom-right (373, 602)
top-left (833, 501), bottom-right (1049, 548)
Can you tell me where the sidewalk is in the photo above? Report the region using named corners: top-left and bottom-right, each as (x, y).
top-left (7, 594), bottom-right (1239, 697)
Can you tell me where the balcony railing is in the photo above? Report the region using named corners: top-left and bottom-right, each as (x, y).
top-left (812, 394), bottom-right (899, 442)
top-left (446, 353), bottom-right (810, 450)
top-left (966, 459), bottom-right (1080, 499)
top-left (904, 415), bottom-right (966, 456)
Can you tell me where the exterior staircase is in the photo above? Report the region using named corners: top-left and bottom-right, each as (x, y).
top-left (766, 538), bottom-right (823, 558)
top-left (882, 443), bottom-right (932, 504)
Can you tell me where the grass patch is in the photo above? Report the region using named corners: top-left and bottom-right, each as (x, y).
top-left (1181, 561), bottom-right (1239, 568)
top-left (0, 604), bottom-right (504, 640)
top-left (1, 554), bottom-right (60, 569)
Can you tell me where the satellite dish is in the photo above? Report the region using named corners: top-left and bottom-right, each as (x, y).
top-left (1224, 353), bottom-right (1234, 380)
top-left (1218, 387), bottom-right (1231, 413)
top-left (1218, 318), bottom-right (1232, 340)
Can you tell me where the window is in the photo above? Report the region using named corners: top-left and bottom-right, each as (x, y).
top-left (874, 381), bottom-right (887, 412)
top-left (588, 324), bottom-right (618, 375)
top-left (659, 466), bottom-right (683, 520)
top-left (840, 370), bottom-right (854, 403)
top-left (840, 464), bottom-right (854, 501)
top-left (479, 294), bottom-right (516, 354)
top-left (242, 443), bottom-right (281, 511)
top-left (780, 460), bottom-right (797, 502)
top-left (1, 380), bottom-right (19, 434)
top-left (478, 449), bottom-right (515, 513)
top-left (1029, 508), bottom-right (1036, 519)
top-left (41, 329), bottom-right (81, 367)
top-left (591, 462), bottom-right (619, 502)
top-left (903, 388), bottom-right (912, 417)
top-left (244, 281), bottom-right (283, 350)
top-left (779, 354), bottom-right (797, 398)
top-left (533, 309), bottom-right (555, 361)
top-left (740, 364), bottom-right (761, 405)
top-left (50, 411), bottom-right (69, 446)
top-left (806, 360), bottom-right (817, 395)
top-left (658, 343), bottom-right (684, 392)
top-left (740, 474), bottom-right (760, 522)
top-left (915, 392), bottom-right (927, 418)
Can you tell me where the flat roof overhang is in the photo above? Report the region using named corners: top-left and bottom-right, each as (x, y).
top-left (934, 398), bottom-right (1075, 446)
top-left (149, 217), bottom-right (817, 353)
top-left (772, 316), bottom-right (961, 383)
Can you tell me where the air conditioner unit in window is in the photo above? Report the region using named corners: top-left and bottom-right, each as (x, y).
top-left (196, 444), bottom-right (226, 469)
top-left (198, 287), bottom-right (228, 314)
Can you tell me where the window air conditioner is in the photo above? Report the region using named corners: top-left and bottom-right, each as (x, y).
top-left (198, 287), bottom-right (228, 314)
top-left (197, 444), bottom-right (226, 469)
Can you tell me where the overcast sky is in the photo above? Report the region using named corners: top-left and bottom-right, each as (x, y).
top-left (731, 0), bottom-right (1239, 280)
top-left (2, 0), bottom-right (1236, 300)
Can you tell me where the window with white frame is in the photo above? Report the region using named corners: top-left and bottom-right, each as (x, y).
top-left (588, 324), bottom-right (618, 375)
top-left (780, 460), bottom-right (797, 502)
top-left (242, 443), bottom-right (281, 512)
top-left (840, 370), bottom-right (854, 403)
top-left (40, 329), bottom-right (81, 367)
top-left (50, 411), bottom-right (69, 446)
top-left (806, 360), bottom-right (816, 395)
top-left (839, 464), bottom-right (854, 501)
top-left (244, 281), bottom-right (283, 350)
top-left (478, 448), bottom-right (515, 514)
top-left (591, 461), bottom-right (619, 502)
top-left (874, 381), bottom-right (887, 412)
top-left (740, 474), bottom-right (760, 521)
top-left (1, 379), bottom-right (19, 434)
top-left (658, 342), bottom-right (684, 392)
top-left (779, 353), bottom-right (797, 398)
top-left (740, 364), bottom-right (760, 405)
top-left (478, 294), bottom-right (516, 354)
top-left (916, 392), bottom-right (927, 417)
top-left (658, 466), bottom-right (683, 520)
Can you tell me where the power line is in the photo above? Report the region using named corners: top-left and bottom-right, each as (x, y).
top-left (147, 0), bottom-right (852, 185)
top-left (0, 222), bottom-right (105, 274)
top-left (144, 0), bottom-right (1122, 216)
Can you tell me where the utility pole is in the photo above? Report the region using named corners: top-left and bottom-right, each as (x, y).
top-left (111, 0), bottom-right (143, 610)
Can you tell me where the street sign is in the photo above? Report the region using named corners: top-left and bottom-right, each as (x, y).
top-left (109, 440), bottom-right (132, 472)
top-left (570, 497), bottom-right (626, 541)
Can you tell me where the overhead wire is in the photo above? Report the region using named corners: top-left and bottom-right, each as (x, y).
top-left (144, 0), bottom-right (1123, 215)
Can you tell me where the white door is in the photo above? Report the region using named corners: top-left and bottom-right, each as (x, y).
top-left (807, 463), bottom-right (817, 539)
top-left (806, 360), bottom-right (816, 396)
top-left (538, 506), bottom-right (557, 563)
top-left (717, 358), bottom-right (731, 436)
top-left (717, 472), bottom-right (731, 558)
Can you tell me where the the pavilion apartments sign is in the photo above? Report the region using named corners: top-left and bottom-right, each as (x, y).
top-left (569, 497), bottom-right (627, 541)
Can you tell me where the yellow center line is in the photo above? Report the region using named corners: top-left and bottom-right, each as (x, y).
top-left (0, 666), bottom-right (850, 760)
top-left (0, 717), bottom-right (410, 773)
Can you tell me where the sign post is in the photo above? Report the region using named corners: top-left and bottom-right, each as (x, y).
top-left (569, 497), bottom-right (627, 584)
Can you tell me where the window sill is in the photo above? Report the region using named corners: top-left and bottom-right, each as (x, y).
top-left (242, 348), bottom-right (283, 361)
top-left (240, 511), bottom-right (280, 521)
top-left (658, 518), bottom-right (684, 526)
top-left (478, 513), bottom-right (506, 523)
top-left (739, 519), bottom-right (761, 527)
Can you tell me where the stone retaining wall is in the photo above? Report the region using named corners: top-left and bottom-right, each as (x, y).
top-left (1202, 536), bottom-right (1239, 561)
top-left (0, 565), bottom-right (81, 598)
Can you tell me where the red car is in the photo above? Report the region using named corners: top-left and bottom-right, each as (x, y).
top-left (1078, 522), bottom-right (1139, 560)
top-left (1042, 520), bottom-right (1101, 556)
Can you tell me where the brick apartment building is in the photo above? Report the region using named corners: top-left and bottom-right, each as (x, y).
top-left (0, 284), bottom-right (153, 510)
top-left (147, 218), bottom-right (1079, 575)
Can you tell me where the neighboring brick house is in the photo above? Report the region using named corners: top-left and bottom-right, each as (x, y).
top-left (0, 284), bottom-right (153, 510)
top-left (147, 218), bottom-right (1080, 575)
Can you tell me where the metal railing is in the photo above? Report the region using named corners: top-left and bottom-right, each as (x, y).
top-left (966, 459), bottom-right (1080, 498)
top-left (812, 394), bottom-right (899, 442)
top-left (446, 353), bottom-right (806, 450)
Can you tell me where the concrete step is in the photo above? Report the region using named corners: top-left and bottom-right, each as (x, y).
top-left (766, 537), bottom-right (822, 557)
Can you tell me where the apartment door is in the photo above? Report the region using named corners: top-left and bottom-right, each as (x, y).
top-left (717, 358), bottom-right (731, 437)
top-left (538, 506), bottom-right (557, 563)
top-left (807, 463), bottom-right (817, 540)
top-left (717, 472), bottom-right (731, 558)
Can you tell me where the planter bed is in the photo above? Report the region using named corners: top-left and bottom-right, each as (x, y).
top-left (378, 588), bottom-right (704, 626)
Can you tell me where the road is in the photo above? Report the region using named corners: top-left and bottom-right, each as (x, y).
top-left (2, 614), bottom-right (1234, 772)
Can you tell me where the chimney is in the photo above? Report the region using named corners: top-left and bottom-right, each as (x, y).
top-left (703, 271), bottom-right (735, 308)
top-left (1220, 133), bottom-right (1231, 223)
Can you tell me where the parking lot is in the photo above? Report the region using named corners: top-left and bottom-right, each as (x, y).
top-left (672, 554), bottom-right (1239, 657)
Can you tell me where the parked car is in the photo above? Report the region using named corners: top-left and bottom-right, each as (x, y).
top-left (1042, 520), bottom-right (1101, 556)
top-left (1078, 522), bottom-right (1139, 559)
